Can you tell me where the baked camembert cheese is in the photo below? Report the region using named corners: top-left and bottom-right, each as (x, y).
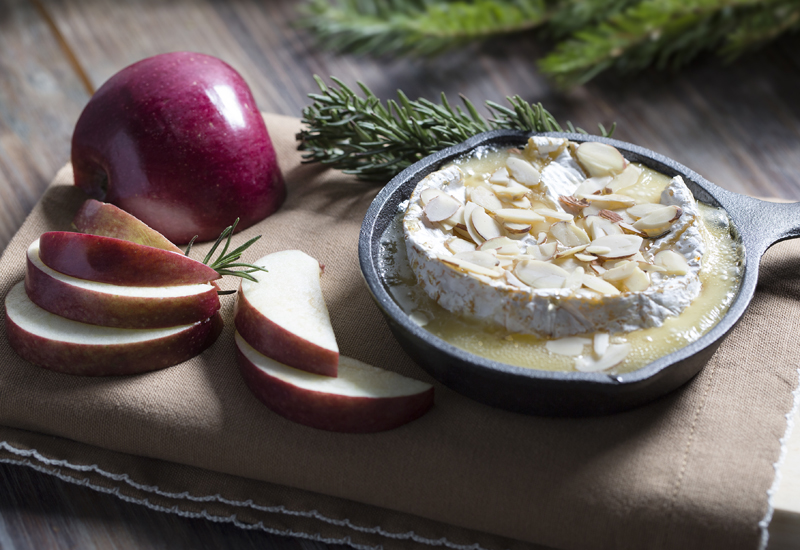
top-left (402, 137), bottom-right (708, 372)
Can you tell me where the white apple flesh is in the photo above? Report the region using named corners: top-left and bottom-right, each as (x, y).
top-left (5, 282), bottom-right (222, 376)
top-left (25, 240), bottom-right (220, 329)
top-left (235, 333), bottom-right (434, 433)
top-left (234, 250), bottom-right (338, 377)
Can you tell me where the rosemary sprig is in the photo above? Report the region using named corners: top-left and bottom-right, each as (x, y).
top-left (296, 76), bottom-right (614, 181)
top-left (184, 219), bottom-right (267, 295)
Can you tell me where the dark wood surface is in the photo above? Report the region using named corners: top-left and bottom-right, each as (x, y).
top-left (2, 0), bottom-right (800, 548)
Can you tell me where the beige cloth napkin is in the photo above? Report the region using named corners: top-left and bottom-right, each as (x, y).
top-left (1, 113), bottom-right (797, 550)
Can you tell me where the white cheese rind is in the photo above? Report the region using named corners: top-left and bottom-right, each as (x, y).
top-left (403, 157), bottom-right (704, 338)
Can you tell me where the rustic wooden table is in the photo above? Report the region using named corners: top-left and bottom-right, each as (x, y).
top-left (2, 0), bottom-right (800, 548)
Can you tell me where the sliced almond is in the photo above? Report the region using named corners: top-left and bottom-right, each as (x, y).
top-left (424, 194), bottom-right (461, 223)
top-left (654, 250), bottom-right (690, 275)
top-left (453, 250), bottom-right (500, 268)
top-left (528, 242), bottom-right (558, 261)
top-left (575, 176), bottom-right (612, 197)
top-left (514, 260), bottom-right (569, 289)
top-left (489, 167), bottom-right (510, 184)
top-left (590, 262), bottom-right (607, 275)
top-left (453, 226), bottom-right (475, 243)
top-left (559, 195), bottom-right (590, 214)
top-left (618, 222), bottom-right (647, 237)
top-left (511, 196), bottom-right (532, 209)
top-left (581, 274), bottom-right (621, 296)
top-left (551, 221), bottom-right (591, 248)
top-left (563, 266), bottom-right (585, 290)
top-left (504, 221), bottom-right (532, 234)
top-left (546, 337), bottom-right (591, 357)
top-left (575, 343), bottom-right (631, 372)
top-left (627, 203), bottom-right (665, 219)
top-left (602, 260), bottom-right (636, 282)
top-left (606, 164), bottom-right (642, 193)
top-left (479, 236), bottom-right (522, 256)
top-left (575, 253), bottom-right (597, 263)
top-left (495, 208), bottom-right (545, 224)
top-left (504, 270), bottom-right (529, 289)
top-left (463, 202), bottom-right (484, 244)
top-left (420, 188), bottom-right (446, 206)
top-left (506, 157), bottom-right (541, 186)
top-left (471, 208), bottom-right (503, 241)
top-left (593, 333), bottom-right (610, 357)
top-left (585, 216), bottom-right (623, 240)
top-left (494, 181), bottom-right (530, 200)
top-left (557, 244), bottom-right (589, 259)
top-left (534, 208), bottom-right (573, 222)
top-left (632, 205), bottom-right (682, 232)
top-left (588, 234), bottom-right (642, 259)
top-left (470, 185), bottom-right (504, 213)
top-left (598, 209), bottom-right (623, 223)
top-left (576, 142), bottom-right (627, 177)
top-left (440, 256), bottom-right (503, 278)
top-left (581, 194), bottom-right (636, 210)
top-left (639, 262), bottom-right (667, 273)
top-left (445, 237), bottom-right (477, 254)
top-left (623, 267), bottom-right (650, 291)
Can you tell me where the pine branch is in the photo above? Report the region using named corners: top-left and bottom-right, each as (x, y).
top-left (298, 0), bottom-right (549, 56)
top-left (296, 76), bottom-right (614, 181)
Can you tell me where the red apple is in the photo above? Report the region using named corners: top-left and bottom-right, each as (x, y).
top-left (234, 250), bottom-right (338, 377)
top-left (6, 282), bottom-right (223, 376)
top-left (38, 232), bottom-right (219, 287)
top-left (235, 333), bottom-right (434, 433)
top-left (71, 52), bottom-right (286, 244)
top-left (25, 240), bottom-right (220, 329)
top-left (73, 199), bottom-right (184, 253)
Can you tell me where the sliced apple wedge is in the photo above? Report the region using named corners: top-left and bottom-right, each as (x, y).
top-left (235, 333), bottom-right (434, 433)
top-left (25, 240), bottom-right (220, 329)
top-left (72, 199), bottom-right (184, 253)
top-left (234, 250), bottom-right (338, 377)
top-left (38, 232), bottom-right (220, 287)
top-left (5, 282), bottom-right (222, 376)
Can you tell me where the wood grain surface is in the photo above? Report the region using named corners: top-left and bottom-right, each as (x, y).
top-left (1, 0), bottom-right (800, 548)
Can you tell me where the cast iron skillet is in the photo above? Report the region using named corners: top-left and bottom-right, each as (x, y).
top-left (359, 130), bottom-right (800, 416)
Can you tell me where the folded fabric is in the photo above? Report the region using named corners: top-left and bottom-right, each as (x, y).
top-left (0, 113), bottom-right (796, 550)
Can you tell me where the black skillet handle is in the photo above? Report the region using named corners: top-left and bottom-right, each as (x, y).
top-left (717, 193), bottom-right (800, 256)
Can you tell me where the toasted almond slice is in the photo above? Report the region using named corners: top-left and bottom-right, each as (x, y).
top-left (602, 260), bottom-right (636, 282)
top-left (563, 266), bottom-right (585, 290)
top-left (424, 194), bottom-right (461, 223)
top-left (654, 250), bottom-right (690, 275)
top-left (588, 234), bottom-right (643, 259)
top-left (585, 216), bottom-right (623, 240)
top-left (494, 182), bottom-right (530, 200)
top-left (575, 343), bottom-right (631, 372)
top-left (420, 188), bottom-right (447, 206)
top-left (559, 195), bottom-right (590, 214)
top-left (471, 208), bottom-right (503, 241)
top-left (440, 256), bottom-right (503, 278)
top-left (534, 208), bottom-right (573, 221)
top-left (575, 253), bottom-right (597, 263)
top-left (599, 209), bottom-right (623, 223)
top-left (464, 202), bottom-right (484, 244)
top-left (576, 142), bottom-right (627, 177)
top-left (511, 196), bottom-right (532, 209)
top-left (639, 262), bottom-right (667, 273)
top-left (504, 221), bottom-right (532, 234)
top-left (581, 274), bottom-right (621, 296)
top-left (618, 222), bottom-right (647, 237)
top-left (632, 205), bottom-right (682, 231)
top-left (506, 157), bottom-right (541, 186)
top-left (445, 237), bottom-right (477, 254)
top-left (557, 245), bottom-right (589, 259)
top-left (453, 250), bottom-right (500, 268)
top-left (606, 164), bottom-right (642, 193)
top-left (627, 203), bottom-right (665, 219)
top-left (515, 260), bottom-right (569, 289)
top-left (489, 167), bottom-right (510, 184)
top-left (581, 193), bottom-right (636, 210)
top-left (495, 209), bottom-right (545, 224)
top-left (546, 336), bottom-right (591, 357)
top-left (550, 221), bottom-right (591, 247)
top-left (470, 185), bottom-right (504, 213)
top-left (593, 333), bottom-right (610, 357)
top-left (528, 242), bottom-right (558, 261)
top-left (623, 267), bottom-right (650, 291)
top-left (479, 236), bottom-right (522, 256)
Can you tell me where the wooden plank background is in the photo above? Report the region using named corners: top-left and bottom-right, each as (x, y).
top-left (1, 0), bottom-right (800, 548)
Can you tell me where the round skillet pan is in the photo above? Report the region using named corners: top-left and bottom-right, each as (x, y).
top-left (359, 130), bottom-right (800, 416)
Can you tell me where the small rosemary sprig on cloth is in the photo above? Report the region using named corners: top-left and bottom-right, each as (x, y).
top-left (184, 219), bottom-right (267, 294)
top-left (296, 76), bottom-right (615, 182)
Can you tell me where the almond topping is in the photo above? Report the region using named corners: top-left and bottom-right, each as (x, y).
top-left (575, 343), bottom-right (631, 372)
top-left (478, 237), bottom-right (522, 256)
top-left (654, 250), bottom-right (690, 275)
top-left (606, 164), bottom-right (642, 194)
top-left (504, 221), bottom-right (532, 234)
top-left (623, 267), bottom-right (650, 291)
top-left (453, 250), bottom-right (500, 268)
top-left (440, 256), bottom-right (503, 278)
top-left (495, 209), bottom-right (545, 224)
top-left (581, 274), bottom-right (621, 296)
top-left (546, 337), bottom-right (591, 357)
top-left (515, 260), bottom-right (569, 289)
top-left (599, 209), bottom-right (623, 223)
top-left (602, 260), bottom-right (636, 282)
top-left (588, 234), bottom-right (643, 259)
top-left (420, 188), bottom-right (447, 206)
top-left (559, 195), bottom-right (590, 214)
top-left (506, 157), bottom-right (541, 186)
top-left (470, 185), bottom-right (504, 213)
top-left (581, 193), bottom-right (636, 210)
top-left (471, 208), bottom-right (503, 241)
top-left (534, 208), bottom-right (573, 221)
top-left (445, 237), bottom-right (477, 254)
top-left (551, 221), bottom-right (591, 247)
top-left (424, 194), bottom-right (460, 223)
top-left (576, 142), bottom-right (627, 177)
top-left (528, 242), bottom-right (558, 261)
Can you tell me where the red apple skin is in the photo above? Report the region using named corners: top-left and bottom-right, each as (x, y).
top-left (6, 311), bottom-right (223, 377)
top-left (73, 199), bottom-right (184, 254)
top-left (71, 52), bottom-right (286, 244)
top-left (26, 249), bottom-right (220, 329)
top-left (234, 287), bottom-right (338, 377)
top-left (38, 232), bottom-right (220, 287)
top-left (236, 345), bottom-right (435, 433)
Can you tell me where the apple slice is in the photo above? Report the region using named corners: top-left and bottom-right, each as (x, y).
top-left (5, 282), bottom-right (222, 376)
top-left (235, 333), bottom-right (434, 433)
top-left (38, 231), bottom-right (220, 287)
top-left (25, 240), bottom-right (220, 329)
top-left (234, 250), bottom-right (338, 377)
top-left (73, 199), bottom-right (183, 253)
